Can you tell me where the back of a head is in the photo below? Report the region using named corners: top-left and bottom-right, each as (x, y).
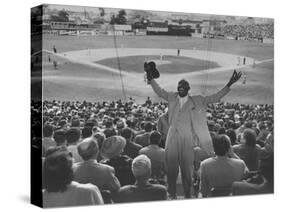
top-left (244, 121), bottom-right (253, 129)
top-left (84, 119), bottom-right (97, 129)
top-left (212, 135), bottom-right (231, 156)
top-left (103, 128), bottom-right (116, 138)
top-left (243, 129), bottom-right (257, 148)
top-left (43, 149), bottom-right (73, 192)
top-left (226, 129), bottom-right (237, 145)
top-left (120, 127), bottom-right (133, 141)
top-left (218, 127), bottom-right (226, 135)
top-left (43, 124), bottom-right (53, 138)
top-left (144, 121), bottom-right (153, 132)
top-left (66, 128), bottom-right (81, 145)
top-left (150, 131), bottom-right (162, 145)
top-left (94, 132), bottom-right (106, 149)
top-left (132, 154), bottom-right (151, 179)
top-left (71, 119), bottom-right (80, 127)
top-left (53, 130), bottom-right (66, 146)
top-left (81, 126), bottom-right (92, 139)
top-left (77, 137), bottom-right (99, 161)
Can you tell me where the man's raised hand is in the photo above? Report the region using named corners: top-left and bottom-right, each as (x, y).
top-left (227, 70), bottom-right (242, 87)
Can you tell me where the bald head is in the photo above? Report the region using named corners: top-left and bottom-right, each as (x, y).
top-left (77, 137), bottom-right (99, 161)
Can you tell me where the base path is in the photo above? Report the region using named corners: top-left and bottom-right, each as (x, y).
top-left (44, 48), bottom-right (262, 77)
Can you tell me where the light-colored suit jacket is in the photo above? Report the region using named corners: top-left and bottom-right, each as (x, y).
top-left (150, 79), bottom-right (230, 154)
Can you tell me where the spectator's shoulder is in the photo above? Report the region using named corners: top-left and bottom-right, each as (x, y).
top-left (231, 158), bottom-right (246, 166)
top-left (72, 181), bottom-right (99, 193)
top-left (139, 147), bottom-right (148, 154)
top-left (201, 157), bottom-right (215, 166)
top-left (151, 184), bottom-right (167, 192)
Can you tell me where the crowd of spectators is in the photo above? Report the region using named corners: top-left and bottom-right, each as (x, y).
top-left (31, 97), bottom-right (273, 207)
top-left (222, 23), bottom-right (274, 40)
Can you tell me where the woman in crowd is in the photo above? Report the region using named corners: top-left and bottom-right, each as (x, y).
top-left (43, 147), bottom-right (104, 207)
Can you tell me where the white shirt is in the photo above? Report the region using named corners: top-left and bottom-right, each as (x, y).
top-left (178, 95), bottom-right (189, 109)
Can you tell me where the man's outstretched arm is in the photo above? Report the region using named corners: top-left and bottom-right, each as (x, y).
top-left (148, 79), bottom-right (169, 101)
top-left (205, 70), bottom-right (242, 104)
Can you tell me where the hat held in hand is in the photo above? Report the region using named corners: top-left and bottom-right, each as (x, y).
top-left (144, 61), bottom-right (160, 79)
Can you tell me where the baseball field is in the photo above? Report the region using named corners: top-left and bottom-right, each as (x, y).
top-left (40, 35), bottom-right (274, 104)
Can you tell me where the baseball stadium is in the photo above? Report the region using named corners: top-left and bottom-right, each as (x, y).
top-left (38, 34), bottom-right (273, 104)
top-left (31, 5), bottom-right (274, 205)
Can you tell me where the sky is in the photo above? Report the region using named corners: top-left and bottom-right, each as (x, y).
top-left (47, 3), bottom-right (273, 23)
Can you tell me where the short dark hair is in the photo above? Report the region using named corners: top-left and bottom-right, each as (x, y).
top-left (53, 130), bottom-right (66, 146)
top-left (81, 126), bottom-right (92, 139)
top-left (103, 128), bottom-right (116, 138)
top-left (212, 135), bottom-right (231, 156)
top-left (218, 127), bottom-right (226, 135)
top-left (244, 121), bottom-right (253, 129)
top-left (66, 128), bottom-right (81, 145)
top-left (71, 119), bottom-right (80, 127)
top-left (226, 129), bottom-right (237, 145)
top-left (43, 149), bottom-right (73, 192)
top-left (243, 129), bottom-right (256, 148)
top-left (150, 131), bottom-right (162, 145)
top-left (144, 122), bottom-right (153, 132)
top-left (120, 127), bottom-right (133, 140)
top-left (43, 124), bottom-right (53, 137)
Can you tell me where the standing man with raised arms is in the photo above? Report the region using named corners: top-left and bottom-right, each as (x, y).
top-left (144, 61), bottom-right (242, 198)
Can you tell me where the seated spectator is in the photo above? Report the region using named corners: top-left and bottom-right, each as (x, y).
top-left (157, 111), bottom-right (169, 148)
top-left (73, 137), bottom-right (120, 199)
top-left (71, 119), bottom-right (80, 128)
top-left (121, 127), bottom-right (142, 159)
top-left (226, 129), bottom-right (237, 146)
top-left (94, 132), bottom-right (106, 161)
top-left (43, 124), bottom-right (56, 155)
top-left (134, 121), bottom-right (153, 147)
top-left (66, 128), bottom-right (82, 163)
top-left (233, 129), bottom-right (262, 171)
top-left (101, 136), bottom-right (135, 186)
top-left (199, 135), bottom-right (248, 197)
top-left (139, 131), bottom-right (165, 180)
top-left (113, 155), bottom-right (167, 203)
top-left (81, 126), bottom-right (92, 139)
top-left (43, 148), bottom-right (103, 207)
top-left (103, 128), bottom-right (117, 138)
top-left (232, 153), bottom-right (273, 195)
top-left (53, 130), bottom-right (67, 147)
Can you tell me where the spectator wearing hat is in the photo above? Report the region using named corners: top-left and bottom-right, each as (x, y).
top-left (199, 135), bottom-right (248, 197)
top-left (53, 129), bottom-right (67, 147)
top-left (66, 128), bottom-right (82, 163)
top-left (101, 136), bottom-right (135, 186)
top-left (139, 131), bottom-right (166, 180)
top-left (113, 155), bottom-right (167, 203)
top-left (121, 127), bottom-right (142, 159)
top-left (43, 124), bottom-right (56, 155)
top-left (43, 148), bottom-right (103, 207)
top-left (233, 129), bottom-right (262, 171)
top-left (134, 121), bottom-right (153, 147)
top-left (73, 137), bottom-right (120, 200)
